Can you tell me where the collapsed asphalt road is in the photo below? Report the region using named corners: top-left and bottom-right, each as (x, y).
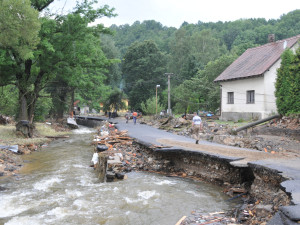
top-left (112, 117), bottom-right (300, 224)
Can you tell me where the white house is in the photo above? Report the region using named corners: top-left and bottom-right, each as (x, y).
top-left (214, 34), bottom-right (300, 121)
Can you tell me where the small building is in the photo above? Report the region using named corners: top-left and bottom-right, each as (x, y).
top-left (80, 106), bottom-right (89, 115)
top-left (214, 34), bottom-right (300, 121)
top-left (99, 98), bottom-right (129, 114)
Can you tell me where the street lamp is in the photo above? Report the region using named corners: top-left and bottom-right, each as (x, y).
top-left (156, 84), bottom-right (160, 115)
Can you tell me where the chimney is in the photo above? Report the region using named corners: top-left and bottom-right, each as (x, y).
top-left (268, 34), bottom-right (275, 43)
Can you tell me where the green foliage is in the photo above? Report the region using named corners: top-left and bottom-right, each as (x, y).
top-left (100, 34), bottom-right (122, 87)
top-left (103, 88), bottom-right (126, 112)
top-left (0, 0), bottom-right (41, 59)
top-left (276, 48), bottom-right (300, 115)
top-left (122, 40), bottom-right (166, 110)
top-left (141, 96), bottom-right (164, 115)
top-left (110, 20), bottom-right (176, 55)
top-left (0, 85), bottom-right (18, 116)
top-left (0, 0), bottom-right (116, 123)
top-left (34, 94), bottom-right (53, 121)
top-left (173, 54), bottom-right (236, 114)
top-left (1, 4), bottom-right (300, 122)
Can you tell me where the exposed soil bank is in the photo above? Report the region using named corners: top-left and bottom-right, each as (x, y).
top-left (95, 137), bottom-right (293, 224)
top-left (0, 121), bottom-right (71, 178)
top-left (131, 142), bottom-right (292, 224)
top-left (83, 117), bottom-right (299, 224)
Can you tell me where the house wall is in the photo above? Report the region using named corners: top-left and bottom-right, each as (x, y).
top-left (219, 41), bottom-right (299, 121)
top-left (263, 60), bottom-right (280, 117)
top-left (220, 76), bottom-right (267, 121)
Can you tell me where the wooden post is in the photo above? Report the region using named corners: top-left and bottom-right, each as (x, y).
top-left (96, 153), bottom-right (108, 182)
top-left (156, 84), bottom-right (160, 115)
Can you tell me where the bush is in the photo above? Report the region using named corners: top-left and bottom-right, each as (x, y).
top-left (0, 85), bottom-right (18, 117)
top-left (34, 94), bottom-right (53, 121)
top-left (275, 48), bottom-right (300, 115)
top-left (141, 96), bottom-right (164, 115)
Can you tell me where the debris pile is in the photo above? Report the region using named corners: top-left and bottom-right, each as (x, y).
top-left (0, 115), bottom-right (12, 125)
top-left (0, 144), bottom-right (41, 177)
top-left (91, 122), bottom-right (187, 182)
top-left (91, 123), bottom-right (136, 181)
top-left (140, 115), bottom-right (300, 155)
top-left (179, 211), bottom-right (238, 225)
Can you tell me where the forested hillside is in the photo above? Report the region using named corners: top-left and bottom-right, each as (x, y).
top-left (105, 9), bottom-right (300, 113)
top-left (0, 0), bottom-right (299, 124)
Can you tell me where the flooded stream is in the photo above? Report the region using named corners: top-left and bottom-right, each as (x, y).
top-left (0, 127), bottom-right (232, 225)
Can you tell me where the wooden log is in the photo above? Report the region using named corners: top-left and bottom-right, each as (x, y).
top-left (46, 135), bottom-right (69, 138)
top-left (175, 216), bottom-right (186, 225)
top-left (233, 114), bottom-right (280, 134)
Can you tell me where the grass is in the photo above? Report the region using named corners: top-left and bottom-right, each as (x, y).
top-left (0, 123), bottom-right (71, 146)
top-left (35, 123), bottom-right (70, 137)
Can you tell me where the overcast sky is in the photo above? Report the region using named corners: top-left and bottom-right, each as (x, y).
top-left (50, 0), bottom-right (299, 28)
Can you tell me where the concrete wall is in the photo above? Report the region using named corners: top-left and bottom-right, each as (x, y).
top-left (76, 117), bottom-right (104, 127)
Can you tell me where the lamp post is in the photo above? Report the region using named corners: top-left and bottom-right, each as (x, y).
top-left (156, 84), bottom-right (160, 115)
top-left (165, 73), bottom-right (173, 115)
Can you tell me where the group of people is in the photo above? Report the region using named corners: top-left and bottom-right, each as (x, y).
top-left (125, 111), bottom-right (140, 125)
top-left (123, 110), bottom-right (203, 144)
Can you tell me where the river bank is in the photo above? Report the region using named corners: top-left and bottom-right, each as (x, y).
top-left (94, 138), bottom-right (290, 224)
top-left (0, 121), bottom-right (71, 178)
top-left (0, 125), bottom-right (232, 225)
top-left (101, 116), bottom-right (299, 225)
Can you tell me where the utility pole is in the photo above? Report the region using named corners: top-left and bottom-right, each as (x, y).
top-left (156, 84), bottom-right (160, 115)
top-left (165, 73), bottom-right (173, 115)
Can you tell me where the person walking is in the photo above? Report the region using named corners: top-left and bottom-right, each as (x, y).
top-left (125, 111), bottom-right (129, 123)
top-left (192, 112), bottom-right (202, 144)
top-left (132, 111), bottom-right (138, 125)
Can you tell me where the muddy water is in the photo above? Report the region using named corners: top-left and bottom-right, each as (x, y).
top-left (0, 127), bottom-right (232, 225)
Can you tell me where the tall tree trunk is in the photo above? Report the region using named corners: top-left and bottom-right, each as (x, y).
top-left (69, 88), bottom-right (75, 117)
top-left (28, 94), bottom-right (37, 124)
top-left (56, 93), bottom-right (65, 119)
top-left (18, 91), bottom-right (29, 121)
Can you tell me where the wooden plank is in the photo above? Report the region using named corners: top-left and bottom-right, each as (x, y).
top-left (175, 216), bottom-right (186, 225)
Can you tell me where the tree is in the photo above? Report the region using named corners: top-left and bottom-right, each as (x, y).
top-left (100, 34), bottom-right (122, 87)
top-left (48, 12), bottom-right (112, 119)
top-left (0, 0), bottom-right (115, 126)
top-left (173, 54), bottom-right (236, 113)
top-left (141, 96), bottom-right (164, 115)
top-left (102, 88), bottom-right (126, 113)
top-left (190, 29), bottom-right (228, 70)
top-left (167, 28), bottom-right (192, 84)
top-left (168, 29), bottom-right (228, 85)
top-left (0, 0), bottom-right (41, 59)
top-left (0, 85), bottom-right (18, 116)
top-left (275, 48), bottom-right (300, 115)
top-left (122, 40), bottom-right (166, 110)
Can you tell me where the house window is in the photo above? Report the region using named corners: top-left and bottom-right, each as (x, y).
top-left (227, 92), bottom-right (234, 104)
top-left (247, 90), bottom-right (255, 104)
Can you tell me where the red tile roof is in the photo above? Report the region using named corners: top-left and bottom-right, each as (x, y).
top-left (214, 35), bottom-right (300, 82)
